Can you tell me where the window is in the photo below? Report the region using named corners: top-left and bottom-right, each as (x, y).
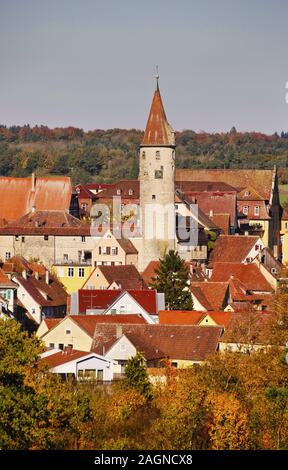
top-left (84, 369), bottom-right (96, 380)
top-left (64, 254), bottom-right (68, 261)
top-left (128, 189), bottom-right (133, 196)
top-left (155, 150), bottom-right (160, 160)
top-left (254, 206), bottom-right (260, 216)
top-left (66, 329), bottom-right (71, 335)
top-left (5, 252), bottom-right (11, 260)
top-left (44, 235), bottom-right (49, 241)
top-left (255, 244), bottom-right (260, 251)
top-left (97, 370), bottom-right (104, 381)
top-left (68, 268), bottom-right (74, 277)
top-left (155, 169), bottom-right (163, 179)
top-left (58, 343), bottom-right (64, 350)
top-left (111, 247), bottom-right (118, 255)
top-left (81, 203), bottom-right (88, 210)
top-left (120, 344), bottom-right (126, 352)
top-left (81, 236), bottom-right (86, 242)
top-left (106, 247), bottom-right (111, 255)
top-left (15, 235), bottom-right (19, 241)
top-left (32, 308), bottom-right (35, 314)
top-left (49, 343), bottom-right (55, 349)
top-left (78, 268), bottom-right (85, 278)
top-left (99, 247), bottom-right (102, 255)
top-left (119, 305), bottom-right (126, 313)
top-left (142, 151), bottom-right (146, 159)
top-left (152, 195), bottom-right (156, 200)
top-left (285, 222), bottom-right (288, 229)
top-left (243, 206), bottom-right (248, 215)
top-left (116, 189), bottom-right (121, 195)
top-left (21, 236), bottom-right (25, 243)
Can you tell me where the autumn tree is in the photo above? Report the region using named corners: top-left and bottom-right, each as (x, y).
top-left (0, 319), bottom-right (91, 449)
top-left (151, 250), bottom-right (193, 310)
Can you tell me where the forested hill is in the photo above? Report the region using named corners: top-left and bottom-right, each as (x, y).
top-left (1, 125), bottom-right (288, 184)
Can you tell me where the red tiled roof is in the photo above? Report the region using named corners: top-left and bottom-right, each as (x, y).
top-left (141, 261), bottom-right (161, 285)
top-left (212, 235), bottom-right (260, 263)
top-left (96, 180), bottom-right (140, 200)
top-left (191, 192), bottom-right (236, 224)
top-left (72, 314), bottom-right (147, 337)
top-left (159, 310), bottom-right (232, 327)
top-left (78, 289), bottom-right (157, 315)
top-left (211, 262), bottom-right (273, 292)
top-left (209, 214), bottom-right (231, 234)
top-left (221, 311), bottom-right (275, 344)
top-left (142, 86), bottom-right (175, 147)
top-left (0, 176), bottom-right (72, 222)
top-left (0, 268), bottom-right (16, 287)
top-left (176, 181), bottom-right (238, 193)
top-left (191, 282), bottom-right (229, 311)
top-left (92, 324), bottom-right (222, 362)
top-left (97, 265), bottom-right (144, 285)
top-left (237, 200), bottom-right (270, 220)
top-left (78, 289), bottom-right (121, 313)
top-left (43, 318), bottom-right (62, 330)
top-left (41, 349), bottom-right (90, 368)
top-left (175, 169), bottom-right (274, 201)
top-left (14, 273), bottom-right (67, 307)
top-left (0, 210), bottom-right (90, 236)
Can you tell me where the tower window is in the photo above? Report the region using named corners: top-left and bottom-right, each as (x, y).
top-left (155, 151), bottom-right (160, 160)
top-left (155, 169), bottom-right (163, 179)
top-left (152, 195), bottom-right (156, 200)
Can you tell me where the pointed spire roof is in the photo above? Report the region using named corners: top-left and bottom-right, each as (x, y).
top-left (142, 84), bottom-right (175, 147)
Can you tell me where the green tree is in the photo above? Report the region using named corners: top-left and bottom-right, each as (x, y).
top-left (124, 352), bottom-right (153, 401)
top-left (0, 319), bottom-right (91, 449)
top-left (151, 250), bottom-right (193, 310)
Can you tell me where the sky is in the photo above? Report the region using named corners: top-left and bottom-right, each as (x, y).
top-left (0, 0), bottom-right (288, 133)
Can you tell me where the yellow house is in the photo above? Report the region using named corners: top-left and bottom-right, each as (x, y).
top-left (37, 314), bottom-right (147, 352)
top-left (52, 263), bottom-right (93, 294)
top-left (280, 210), bottom-right (288, 265)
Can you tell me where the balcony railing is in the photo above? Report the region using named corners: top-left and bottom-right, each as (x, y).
top-left (54, 259), bottom-right (92, 266)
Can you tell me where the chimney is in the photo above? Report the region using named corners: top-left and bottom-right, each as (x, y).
top-left (273, 245), bottom-right (278, 259)
top-left (31, 205), bottom-right (36, 213)
top-left (45, 270), bottom-right (49, 285)
top-left (22, 270), bottom-right (27, 280)
top-left (7, 273), bottom-right (12, 280)
top-left (209, 209), bottom-right (213, 217)
top-left (31, 173), bottom-right (36, 192)
top-left (35, 271), bottom-right (39, 280)
top-left (116, 325), bottom-right (123, 339)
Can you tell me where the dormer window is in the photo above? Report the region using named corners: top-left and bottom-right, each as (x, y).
top-left (128, 189), bottom-right (133, 196)
top-left (116, 189), bottom-right (121, 195)
top-left (244, 191), bottom-right (250, 197)
top-left (155, 151), bottom-right (160, 160)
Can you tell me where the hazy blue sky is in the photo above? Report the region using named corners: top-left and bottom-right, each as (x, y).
top-left (0, 0), bottom-right (288, 133)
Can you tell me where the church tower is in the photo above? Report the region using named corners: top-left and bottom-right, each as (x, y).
top-left (138, 76), bottom-right (176, 271)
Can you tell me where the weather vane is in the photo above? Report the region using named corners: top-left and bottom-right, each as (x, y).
top-left (156, 65), bottom-right (159, 89)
